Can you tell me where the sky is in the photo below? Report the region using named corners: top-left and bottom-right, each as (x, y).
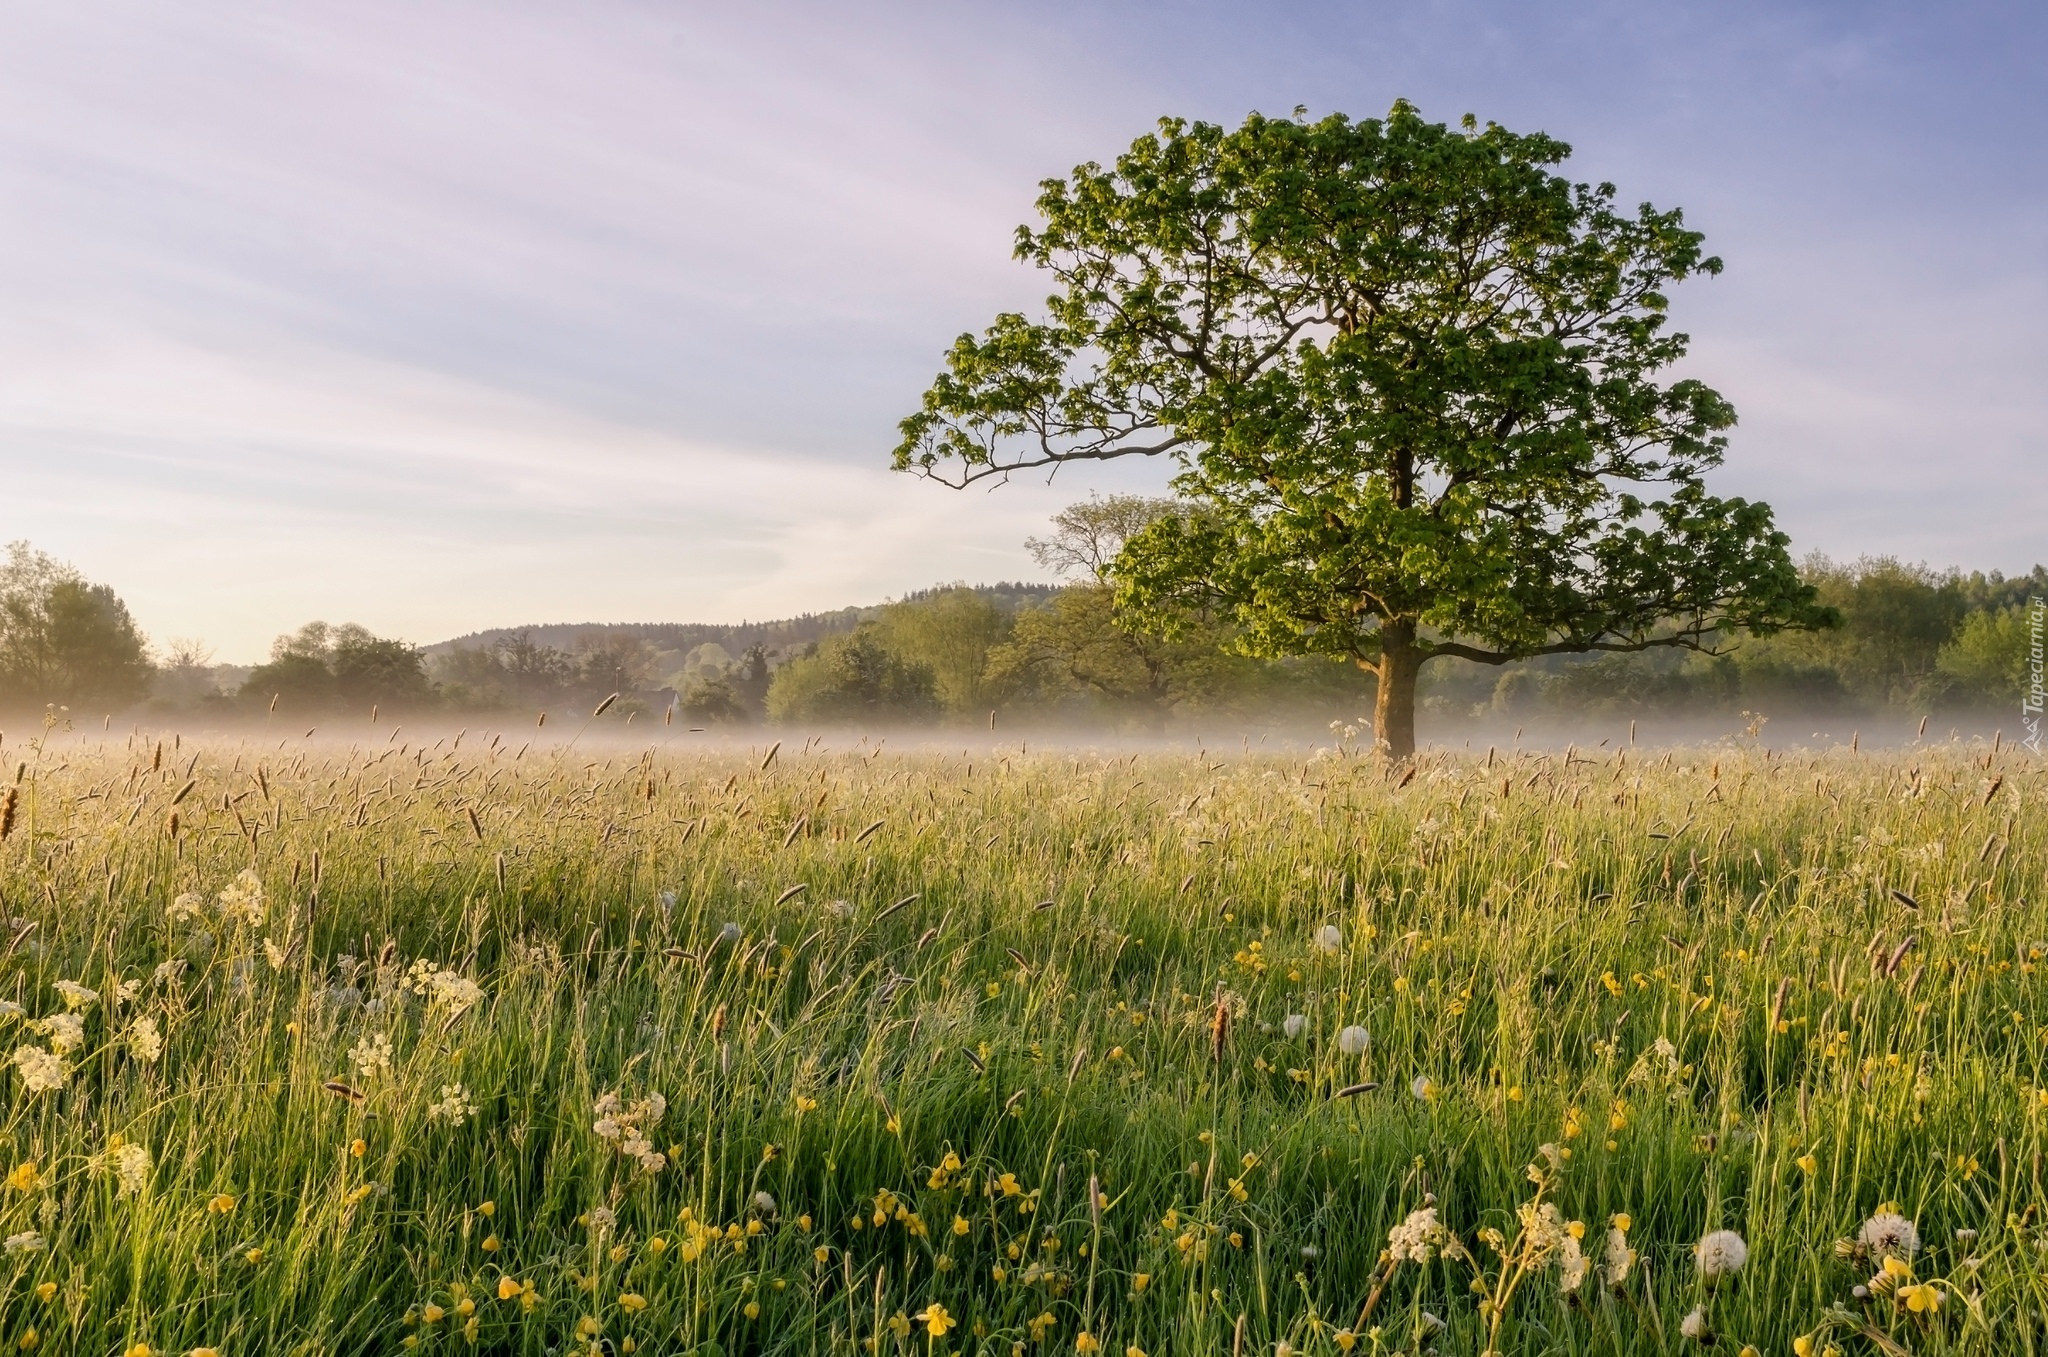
top-left (0, 0), bottom-right (2042, 662)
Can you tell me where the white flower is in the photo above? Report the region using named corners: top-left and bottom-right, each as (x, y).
top-left (1282, 1014), bottom-right (1306, 1039)
top-left (11, 1046), bottom-right (64, 1093)
top-left (1558, 1234), bottom-right (1590, 1292)
top-left (717, 922), bottom-right (742, 945)
top-left (1410, 1074), bottom-right (1436, 1101)
top-left (427, 1082), bottom-right (479, 1126)
top-left (114, 1143), bottom-right (151, 1196)
top-left (2, 1231), bottom-right (42, 1254)
top-left (425, 969), bottom-right (485, 1017)
top-left (111, 978), bottom-right (141, 1005)
top-left (825, 898), bottom-right (857, 920)
top-left (1313, 925), bottom-right (1344, 953)
top-left (1337, 1025), bottom-right (1370, 1055)
top-left (752, 1190), bottom-right (778, 1219)
top-left (0, 1001), bottom-right (22, 1020)
top-left (126, 1016), bottom-right (163, 1063)
top-left (1695, 1229), bottom-right (1748, 1280)
top-left (1517, 1201), bottom-right (1567, 1260)
top-left (589, 1206), bottom-right (617, 1236)
top-left (1387, 1206), bottom-right (1447, 1264)
top-left (167, 892), bottom-right (205, 925)
top-left (1679, 1307), bottom-right (1707, 1341)
top-left (658, 890), bottom-right (678, 910)
top-left (152, 959), bottom-right (188, 986)
top-left (52, 980), bottom-right (98, 1011)
top-left (263, 938), bottom-right (289, 971)
top-left (217, 869), bottom-right (267, 927)
top-left (38, 1013), bottom-right (85, 1055)
top-left (1601, 1224), bottom-right (1636, 1287)
top-left (350, 1032), bottom-right (394, 1077)
top-left (1858, 1212), bottom-right (1920, 1260)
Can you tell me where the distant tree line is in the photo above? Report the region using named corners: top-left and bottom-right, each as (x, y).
top-left (0, 528), bottom-right (2039, 730)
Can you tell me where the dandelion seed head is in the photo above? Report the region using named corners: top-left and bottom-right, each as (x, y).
top-left (1695, 1229), bottom-right (1748, 1280)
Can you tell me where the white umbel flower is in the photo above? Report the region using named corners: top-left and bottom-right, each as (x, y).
top-left (1387, 1206), bottom-right (1447, 1264)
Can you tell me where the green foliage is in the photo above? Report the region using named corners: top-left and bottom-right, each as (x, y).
top-left (0, 542), bottom-right (153, 712)
top-left (679, 673), bottom-right (749, 725)
top-left (896, 103), bottom-right (1829, 755)
top-left (874, 587), bottom-right (1016, 717)
top-left (241, 622), bottom-right (431, 716)
top-left (765, 629), bottom-right (940, 725)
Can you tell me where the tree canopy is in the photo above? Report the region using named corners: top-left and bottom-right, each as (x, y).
top-left (895, 102), bottom-right (1831, 757)
top-left (0, 542), bottom-right (153, 712)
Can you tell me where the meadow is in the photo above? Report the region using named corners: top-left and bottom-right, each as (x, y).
top-left (0, 724), bottom-right (2040, 1357)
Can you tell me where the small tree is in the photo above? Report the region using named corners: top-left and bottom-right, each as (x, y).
top-left (0, 542), bottom-right (153, 711)
top-left (895, 103), bottom-right (1830, 757)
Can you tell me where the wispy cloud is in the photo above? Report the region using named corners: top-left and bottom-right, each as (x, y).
top-left (0, 0), bottom-right (2040, 659)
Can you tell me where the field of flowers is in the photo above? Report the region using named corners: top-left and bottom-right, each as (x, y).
top-left (0, 726), bottom-right (2040, 1356)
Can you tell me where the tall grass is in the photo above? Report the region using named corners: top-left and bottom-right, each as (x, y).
top-left (0, 728), bottom-right (2039, 1356)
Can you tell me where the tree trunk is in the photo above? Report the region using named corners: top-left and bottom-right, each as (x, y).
top-left (1372, 620), bottom-right (1422, 762)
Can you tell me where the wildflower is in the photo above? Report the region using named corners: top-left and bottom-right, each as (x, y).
top-left (1558, 1232), bottom-right (1590, 1293)
top-left (427, 1083), bottom-right (479, 1126)
top-left (1282, 1013), bottom-right (1306, 1038)
top-left (350, 1032), bottom-right (394, 1076)
top-left (263, 938), bottom-right (289, 971)
top-left (37, 1014), bottom-right (84, 1055)
top-left (127, 1016), bottom-right (163, 1063)
top-left (0, 1002), bottom-right (20, 1021)
top-left (10, 1047), bottom-right (62, 1094)
top-left (5, 1162), bottom-right (33, 1191)
top-left (1076, 1335), bottom-right (1100, 1354)
top-left (1337, 1025), bottom-right (1369, 1055)
top-left (207, 1193), bottom-right (236, 1214)
top-left (588, 1207), bottom-right (617, 1236)
top-left (1858, 1212), bottom-right (1920, 1260)
top-left (1898, 1282), bottom-right (1942, 1313)
top-left (1387, 1206), bottom-right (1447, 1264)
top-left (498, 1277), bottom-right (522, 1300)
top-left (1679, 1307), bottom-right (1708, 1341)
top-left (620, 1293), bottom-right (647, 1313)
top-left (717, 922), bottom-right (742, 945)
top-left (3, 1231), bottom-right (43, 1253)
top-left (123, 1345), bottom-right (153, 1357)
top-left (480, 1234), bottom-right (499, 1252)
top-left (168, 892), bottom-right (205, 924)
top-left (1313, 925), bottom-right (1344, 953)
top-left (1796, 1153), bottom-right (1818, 1175)
top-left (743, 1300), bottom-right (761, 1319)
top-left (218, 869), bottom-right (267, 927)
top-left (52, 981), bottom-right (98, 1011)
top-left (110, 1143), bottom-right (151, 1196)
top-left (920, 1304), bottom-right (955, 1337)
top-left (1695, 1229), bottom-right (1748, 1281)
top-left (1410, 1074), bottom-right (1436, 1101)
top-left (1601, 1216), bottom-right (1636, 1288)
top-left (152, 959), bottom-right (188, 986)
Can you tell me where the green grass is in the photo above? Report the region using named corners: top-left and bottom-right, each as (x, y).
top-left (0, 730), bottom-right (2041, 1356)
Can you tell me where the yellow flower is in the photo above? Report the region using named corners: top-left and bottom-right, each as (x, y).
top-left (33, 1283), bottom-right (55, 1304)
top-left (1126, 1348), bottom-right (1146, 1357)
top-left (646, 1236), bottom-right (667, 1254)
top-left (6, 1162), bottom-right (36, 1191)
top-left (349, 1139), bottom-right (367, 1159)
top-left (497, 1278), bottom-right (522, 1301)
top-left (243, 1248), bottom-right (264, 1265)
top-left (744, 1302), bottom-right (761, 1320)
top-left (620, 1293), bottom-right (647, 1313)
top-left (814, 1246), bottom-right (831, 1262)
top-left (1610, 1213), bottom-right (1632, 1232)
top-left (920, 1304), bottom-right (956, 1336)
top-left (1796, 1153), bottom-right (1818, 1175)
top-left (17, 1333), bottom-right (35, 1353)
top-left (207, 1193), bottom-right (236, 1215)
top-left (124, 1346), bottom-right (153, 1357)
top-left (1793, 1338), bottom-right (1815, 1357)
top-left (477, 1200), bottom-right (495, 1217)
top-left (422, 1305), bottom-right (445, 1325)
top-left (1900, 1283), bottom-right (1942, 1314)
top-left (953, 1215), bottom-right (971, 1236)
top-left (1334, 1334), bottom-right (1356, 1354)
top-left (453, 1298), bottom-right (475, 1318)
top-left (480, 1234), bottom-right (499, 1252)
top-left (1075, 1335), bottom-right (1101, 1355)
top-left (576, 1316), bottom-right (601, 1337)
top-left (1132, 1273), bottom-right (1150, 1292)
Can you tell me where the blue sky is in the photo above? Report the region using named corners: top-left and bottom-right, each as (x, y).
top-left (1, 0), bottom-right (2041, 661)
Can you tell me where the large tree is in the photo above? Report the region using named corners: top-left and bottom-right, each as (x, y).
top-left (894, 103), bottom-right (1830, 757)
